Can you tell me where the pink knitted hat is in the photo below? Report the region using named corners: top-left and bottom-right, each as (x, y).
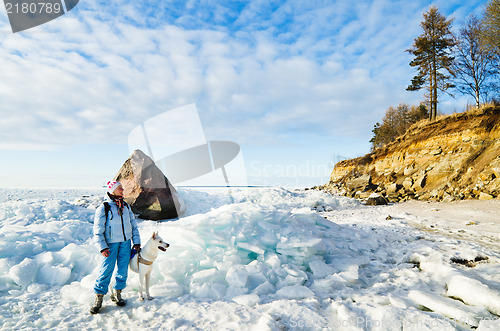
top-left (107, 181), bottom-right (122, 194)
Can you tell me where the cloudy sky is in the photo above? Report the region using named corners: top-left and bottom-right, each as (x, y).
top-left (0, 0), bottom-right (488, 187)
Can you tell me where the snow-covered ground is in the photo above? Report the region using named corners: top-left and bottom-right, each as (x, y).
top-left (387, 200), bottom-right (500, 251)
top-left (0, 187), bottom-right (499, 330)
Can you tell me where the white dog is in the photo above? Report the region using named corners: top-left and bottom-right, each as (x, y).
top-left (129, 232), bottom-right (170, 300)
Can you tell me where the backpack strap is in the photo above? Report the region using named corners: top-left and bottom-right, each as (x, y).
top-left (103, 202), bottom-right (112, 221)
top-left (103, 201), bottom-right (129, 221)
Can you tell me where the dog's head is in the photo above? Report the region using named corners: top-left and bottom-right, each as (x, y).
top-left (152, 231), bottom-right (170, 252)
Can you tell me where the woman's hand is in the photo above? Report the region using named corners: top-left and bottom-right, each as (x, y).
top-left (133, 244), bottom-right (141, 252)
top-left (101, 248), bottom-right (110, 257)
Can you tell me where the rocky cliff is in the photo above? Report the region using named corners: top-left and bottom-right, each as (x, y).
top-left (322, 105), bottom-right (500, 202)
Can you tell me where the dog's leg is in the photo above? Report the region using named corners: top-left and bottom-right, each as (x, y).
top-left (145, 272), bottom-right (153, 300)
top-left (138, 271), bottom-right (145, 301)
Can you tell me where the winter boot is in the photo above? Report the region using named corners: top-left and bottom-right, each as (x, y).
top-left (110, 289), bottom-right (126, 306)
top-left (90, 294), bottom-right (104, 314)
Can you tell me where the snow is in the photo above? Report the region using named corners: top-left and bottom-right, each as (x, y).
top-left (9, 258), bottom-right (37, 287)
top-left (276, 285), bottom-right (315, 299)
top-left (308, 260), bottom-right (335, 278)
top-left (387, 199), bottom-right (500, 250)
top-left (408, 290), bottom-right (480, 328)
top-left (0, 187), bottom-right (499, 330)
top-left (446, 275), bottom-right (500, 316)
top-left (232, 294), bottom-right (260, 306)
top-left (225, 265), bottom-right (248, 288)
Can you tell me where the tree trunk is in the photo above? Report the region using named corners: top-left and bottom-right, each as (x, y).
top-left (429, 85), bottom-right (434, 121)
top-left (428, 61), bottom-right (435, 121)
top-left (472, 55), bottom-right (480, 109)
top-left (432, 50), bottom-right (438, 121)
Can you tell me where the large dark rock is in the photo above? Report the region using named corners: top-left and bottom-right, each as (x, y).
top-left (365, 193), bottom-right (388, 206)
top-left (114, 149), bottom-right (184, 220)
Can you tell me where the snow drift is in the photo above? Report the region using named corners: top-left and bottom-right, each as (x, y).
top-left (0, 187), bottom-right (499, 330)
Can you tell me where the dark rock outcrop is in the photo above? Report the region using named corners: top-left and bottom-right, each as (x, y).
top-left (114, 149), bottom-right (184, 220)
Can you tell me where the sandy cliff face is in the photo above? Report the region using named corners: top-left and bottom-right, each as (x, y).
top-left (324, 106), bottom-right (500, 202)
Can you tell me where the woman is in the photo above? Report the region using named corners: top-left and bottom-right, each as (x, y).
top-left (90, 181), bottom-right (141, 315)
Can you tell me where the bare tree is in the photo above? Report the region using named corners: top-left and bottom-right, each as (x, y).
top-left (481, 0), bottom-right (500, 60)
top-left (453, 15), bottom-right (498, 108)
top-left (370, 104), bottom-right (428, 150)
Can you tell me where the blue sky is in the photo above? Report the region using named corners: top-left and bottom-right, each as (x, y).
top-left (0, 0), bottom-right (488, 188)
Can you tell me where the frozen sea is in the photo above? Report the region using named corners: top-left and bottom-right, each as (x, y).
top-left (0, 187), bottom-right (499, 330)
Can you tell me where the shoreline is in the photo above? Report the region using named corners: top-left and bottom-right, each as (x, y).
top-left (387, 199), bottom-right (500, 251)
top-left (320, 189), bottom-right (500, 251)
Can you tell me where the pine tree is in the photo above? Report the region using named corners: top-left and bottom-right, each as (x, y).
top-left (453, 15), bottom-right (498, 108)
top-left (407, 6), bottom-right (455, 121)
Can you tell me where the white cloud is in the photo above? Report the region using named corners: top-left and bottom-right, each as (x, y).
top-left (0, 0), bottom-right (486, 153)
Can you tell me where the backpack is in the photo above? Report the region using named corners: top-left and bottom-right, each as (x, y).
top-left (103, 201), bottom-right (130, 221)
